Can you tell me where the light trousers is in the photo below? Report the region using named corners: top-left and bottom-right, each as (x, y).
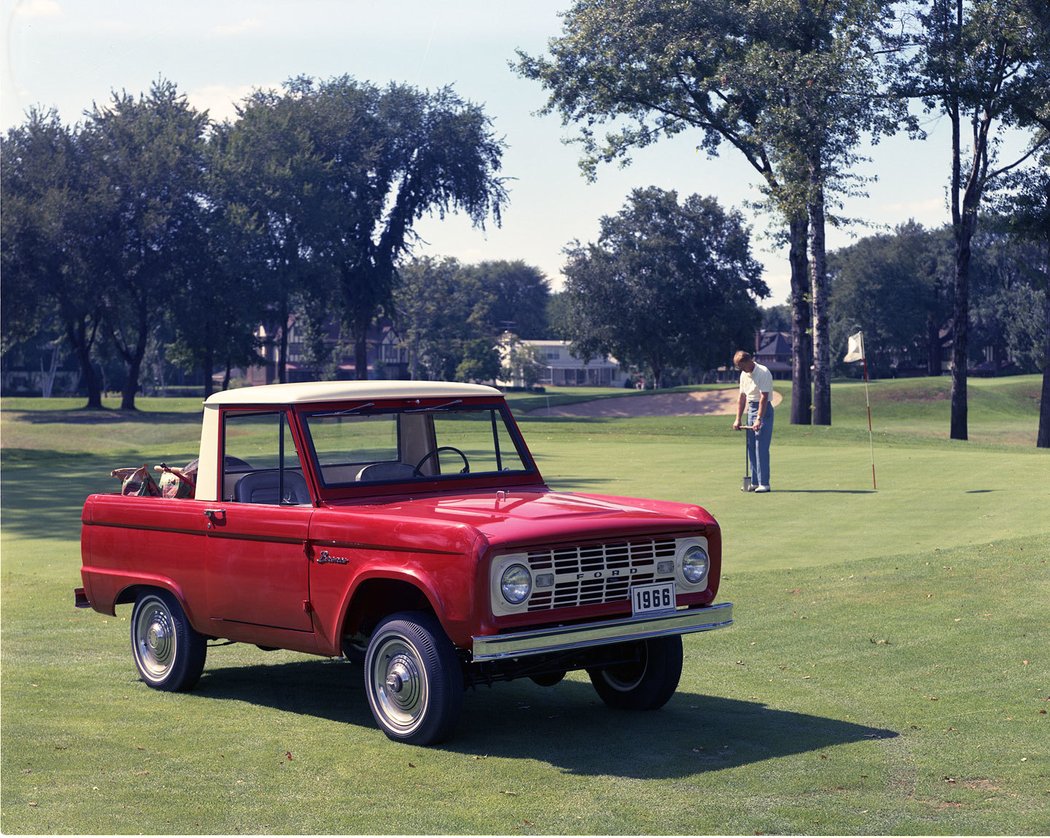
top-left (747, 402), bottom-right (774, 487)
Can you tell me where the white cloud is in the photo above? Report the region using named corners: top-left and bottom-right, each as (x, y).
top-left (185, 82), bottom-right (271, 124)
top-left (11, 0), bottom-right (63, 18)
top-left (878, 196), bottom-right (946, 221)
top-left (210, 18), bottom-right (264, 37)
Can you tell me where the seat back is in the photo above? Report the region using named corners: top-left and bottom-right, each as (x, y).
top-left (356, 462), bottom-right (416, 482)
top-left (235, 470), bottom-right (310, 505)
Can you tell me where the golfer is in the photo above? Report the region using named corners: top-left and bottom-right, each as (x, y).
top-left (732, 350), bottom-right (774, 493)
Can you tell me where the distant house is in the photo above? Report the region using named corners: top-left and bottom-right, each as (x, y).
top-left (241, 316), bottom-right (409, 385)
top-left (498, 336), bottom-right (629, 388)
top-left (755, 330), bottom-right (793, 380)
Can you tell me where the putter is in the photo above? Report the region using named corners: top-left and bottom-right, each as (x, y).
top-left (740, 425), bottom-right (754, 492)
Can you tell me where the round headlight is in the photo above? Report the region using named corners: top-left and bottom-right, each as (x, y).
top-left (500, 563), bottom-right (532, 604)
top-left (682, 545), bottom-right (710, 585)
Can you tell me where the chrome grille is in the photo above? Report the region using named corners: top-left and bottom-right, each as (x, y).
top-left (523, 538), bottom-right (677, 611)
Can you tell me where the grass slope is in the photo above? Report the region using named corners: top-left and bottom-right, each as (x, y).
top-left (1, 377), bottom-right (1048, 834)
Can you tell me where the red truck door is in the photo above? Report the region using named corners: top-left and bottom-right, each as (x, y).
top-left (204, 409), bottom-right (315, 633)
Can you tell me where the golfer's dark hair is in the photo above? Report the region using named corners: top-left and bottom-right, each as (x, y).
top-left (733, 350), bottom-right (753, 367)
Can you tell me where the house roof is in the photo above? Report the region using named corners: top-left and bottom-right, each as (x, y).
top-left (204, 380), bottom-right (501, 406)
top-left (757, 330), bottom-right (792, 355)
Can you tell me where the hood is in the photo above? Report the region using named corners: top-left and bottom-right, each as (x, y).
top-left (320, 488), bottom-right (715, 551)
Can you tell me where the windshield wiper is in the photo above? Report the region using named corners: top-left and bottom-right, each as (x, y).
top-left (312, 402), bottom-right (375, 417)
top-left (405, 399), bottom-right (463, 413)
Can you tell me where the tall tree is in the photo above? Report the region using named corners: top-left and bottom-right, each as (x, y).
top-left (893, 0), bottom-right (1050, 439)
top-left (828, 222), bottom-right (951, 376)
top-left (990, 150), bottom-right (1050, 446)
top-left (562, 187), bottom-right (767, 388)
top-left (1, 109), bottom-right (106, 407)
top-left (277, 76), bottom-right (508, 379)
top-left (219, 86), bottom-right (331, 383)
top-left (461, 260), bottom-right (551, 339)
top-left (83, 80), bottom-right (210, 409)
top-left (166, 141), bottom-right (267, 397)
top-left (516, 0), bottom-right (900, 424)
top-left (394, 256), bottom-right (480, 380)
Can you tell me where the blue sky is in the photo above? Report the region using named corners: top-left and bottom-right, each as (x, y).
top-left (2, 0), bottom-right (979, 304)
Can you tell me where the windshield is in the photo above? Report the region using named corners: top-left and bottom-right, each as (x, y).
top-left (301, 403), bottom-right (535, 488)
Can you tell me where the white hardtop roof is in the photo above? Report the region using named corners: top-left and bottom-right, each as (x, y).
top-left (204, 380), bottom-right (502, 407)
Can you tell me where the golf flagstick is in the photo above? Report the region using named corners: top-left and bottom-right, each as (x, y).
top-left (844, 330), bottom-right (877, 490)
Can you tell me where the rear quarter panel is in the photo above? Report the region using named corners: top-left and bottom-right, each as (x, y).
top-left (81, 494), bottom-right (210, 624)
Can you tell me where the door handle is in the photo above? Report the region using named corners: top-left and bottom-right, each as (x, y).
top-left (204, 508), bottom-right (226, 528)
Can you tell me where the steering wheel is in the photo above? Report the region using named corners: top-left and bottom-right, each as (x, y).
top-left (413, 446), bottom-right (470, 477)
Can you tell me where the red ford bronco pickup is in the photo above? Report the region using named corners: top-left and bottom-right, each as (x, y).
top-left (76, 381), bottom-right (733, 744)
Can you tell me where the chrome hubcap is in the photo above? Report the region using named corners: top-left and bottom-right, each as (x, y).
top-left (135, 599), bottom-right (176, 681)
top-left (372, 638), bottom-right (428, 733)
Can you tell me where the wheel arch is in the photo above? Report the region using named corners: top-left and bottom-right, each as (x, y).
top-left (338, 575), bottom-right (440, 651)
top-left (113, 579), bottom-right (198, 627)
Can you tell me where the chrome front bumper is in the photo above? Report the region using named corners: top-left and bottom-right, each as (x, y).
top-left (471, 601), bottom-right (733, 662)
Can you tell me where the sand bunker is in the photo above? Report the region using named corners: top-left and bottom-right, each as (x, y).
top-left (532, 388), bottom-right (783, 418)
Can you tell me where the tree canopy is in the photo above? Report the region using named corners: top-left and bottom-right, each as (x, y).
top-left (891, 0), bottom-right (1050, 439)
top-left (83, 80), bottom-right (211, 409)
top-left (561, 187), bottom-right (767, 388)
top-left (2, 76), bottom-right (510, 402)
top-left (2, 109), bottom-right (108, 406)
top-left (393, 257), bottom-right (551, 381)
top-left (516, 0), bottom-right (903, 424)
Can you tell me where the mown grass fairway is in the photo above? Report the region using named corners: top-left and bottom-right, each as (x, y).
top-left (2, 377), bottom-right (1048, 834)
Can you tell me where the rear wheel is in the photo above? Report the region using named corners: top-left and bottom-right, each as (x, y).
top-left (364, 612), bottom-right (463, 745)
top-left (587, 636), bottom-right (683, 710)
top-left (130, 590), bottom-right (207, 691)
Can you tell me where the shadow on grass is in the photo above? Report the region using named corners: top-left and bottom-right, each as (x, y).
top-left (10, 409), bottom-right (200, 426)
top-left (0, 449), bottom-right (189, 541)
top-left (1, 450), bottom-right (129, 540)
top-left (516, 415), bottom-right (612, 425)
top-left (195, 658), bottom-right (896, 778)
top-left (773, 490), bottom-right (878, 494)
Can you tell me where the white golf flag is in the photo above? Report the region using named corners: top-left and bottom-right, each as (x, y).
top-left (844, 330), bottom-right (865, 363)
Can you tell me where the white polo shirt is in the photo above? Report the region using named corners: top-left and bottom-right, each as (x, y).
top-left (740, 362), bottom-right (774, 404)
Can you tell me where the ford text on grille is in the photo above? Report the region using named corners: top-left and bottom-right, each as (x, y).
top-left (524, 539), bottom-right (678, 610)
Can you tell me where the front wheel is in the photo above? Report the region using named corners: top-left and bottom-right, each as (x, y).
top-left (364, 612), bottom-right (463, 745)
top-left (130, 590), bottom-right (207, 691)
top-left (587, 636), bottom-right (683, 711)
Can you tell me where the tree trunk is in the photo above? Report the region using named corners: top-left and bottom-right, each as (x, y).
top-left (119, 315), bottom-right (149, 411)
top-left (788, 215), bottom-right (812, 425)
top-left (353, 334), bottom-right (367, 380)
top-left (41, 342), bottom-right (60, 398)
top-left (650, 361), bottom-right (663, 390)
top-left (808, 180), bottom-right (831, 425)
top-left (927, 313), bottom-right (942, 376)
top-left (67, 319), bottom-right (103, 409)
top-left (949, 209), bottom-right (976, 441)
top-left (1038, 283), bottom-right (1050, 449)
top-left (120, 359), bottom-right (140, 410)
top-left (202, 343), bottom-right (215, 399)
top-left (276, 299), bottom-right (290, 384)
top-left (354, 314), bottom-right (370, 381)
top-left (408, 340), bottom-right (420, 380)
top-left (121, 350), bottom-right (143, 411)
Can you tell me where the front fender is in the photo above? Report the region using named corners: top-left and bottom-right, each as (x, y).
top-left (316, 558), bottom-right (477, 655)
